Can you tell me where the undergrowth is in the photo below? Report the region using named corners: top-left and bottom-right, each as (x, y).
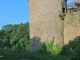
top-left (39, 37), bottom-right (64, 55)
top-left (1, 36), bottom-right (80, 60)
top-left (0, 37), bottom-right (70, 60)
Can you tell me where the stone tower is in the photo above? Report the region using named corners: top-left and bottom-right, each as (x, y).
top-left (29, 0), bottom-right (64, 51)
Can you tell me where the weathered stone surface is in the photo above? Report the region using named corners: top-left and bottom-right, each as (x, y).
top-left (64, 12), bottom-right (80, 44)
top-left (28, 0), bottom-right (80, 52)
top-left (29, 0), bottom-right (64, 51)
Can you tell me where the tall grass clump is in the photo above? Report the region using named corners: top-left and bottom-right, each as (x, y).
top-left (45, 37), bottom-right (54, 53)
top-left (41, 37), bottom-right (63, 55)
top-left (53, 44), bottom-right (63, 55)
top-left (78, 18), bottom-right (80, 24)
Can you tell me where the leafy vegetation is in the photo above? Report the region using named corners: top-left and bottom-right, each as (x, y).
top-left (0, 22), bottom-right (80, 60)
top-left (59, 13), bottom-right (66, 20)
top-left (59, 13), bottom-right (66, 28)
top-left (67, 21), bottom-right (70, 25)
top-left (62, 21), bottom-right (64, 28)
top-left (61, 36), bottom-right (80, 57)
top-left (45, 38), bottom-right (54, 53)
top-left (53, 44), bottom-right (63, 55)
top-left (78, 18), bottom-right (80, 23)
top-left (0, 22), bottom-right (30, 51)
top-left (41, 37), bottom-right (63, 55)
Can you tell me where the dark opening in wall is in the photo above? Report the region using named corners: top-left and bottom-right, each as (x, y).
top-left (62, 8), bottom-right (67, 13)
top-left (62, 0), bottom-right (67, 13)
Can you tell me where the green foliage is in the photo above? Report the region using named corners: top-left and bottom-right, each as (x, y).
top-left (70, 12), bottom-right (74, 16)
top-left (0, 30), bottom-right (11, 50)
top-left (1, 24), bottom-right (18, 32)
top-left (67, 21), bottom-right (70, 25)
top-left (10, 23), bottom-right (30, 51)
top-left (45, 38), bottom-right (54, 53)
top-left (0, 22), bottom-right (30, 51)
top-left (59, 13), bottom-right (66, 20)
top-left (78, 18), bottom-right (80, 23)
top-left (0, 55), bottom-right (4, 58)
top-left (62, 21), bottom-right (64, 27)
top-left (53, 44), bottom-right (63, 55)
top-left (0, 21), bottom-right (80, 60)
top-left (40, 37), bottom-right (63, 55)
top-left (61, 36), bottom-right (80, 57)
top-left (37, 38), bottom-right (54, 54)
top-left (59, 13), bottom-right (66, 28)
top-left (0, 50), bottom-right (70, 60)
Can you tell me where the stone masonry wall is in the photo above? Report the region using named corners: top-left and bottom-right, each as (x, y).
top-left (64, 12), bottom-right (80, 44)
top-left (29, 0), bottom-right (64, 51)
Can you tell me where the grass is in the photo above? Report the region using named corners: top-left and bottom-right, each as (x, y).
top-left (70, 12), bottom-right (74, 16)
top-left (67, 21), bottom-right (70, 25)
top-left (2, 37), bottom-right (80, 60)
top-left (0, 37), bottom-right (71, 60)
top-left (62, 21), bottom-right (64, 28)
top-left (45, 38), bottom-right (54, 53)
top-left (0, 50), bottom-right (70, 60)
top-left (78, 18), bottom-right (80, 23)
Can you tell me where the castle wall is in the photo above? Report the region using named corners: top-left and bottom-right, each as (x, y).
top-left (29, 0), bottom-right (64, 51)
top-left (64, 12), bottom-right (80, 44)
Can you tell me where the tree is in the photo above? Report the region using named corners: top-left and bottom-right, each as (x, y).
top-left (0, 22), bottom-right (30, 51)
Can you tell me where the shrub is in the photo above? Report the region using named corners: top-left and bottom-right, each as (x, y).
top-left (45, 38), bottom-right (54, 53)
top-left (59, 14), bottom-right (66, 20)
top-left (40, 37), bottom-right (63, 55)
top-left (53, 44), bottom-right (63, 55)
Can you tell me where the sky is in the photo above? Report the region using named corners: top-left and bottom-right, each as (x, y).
top-left (0, 0), bottom-right (73, 29)
top-left (0, 0), bottom-right (29, 29)
top-left (67, 0), bottom-right (74, 3)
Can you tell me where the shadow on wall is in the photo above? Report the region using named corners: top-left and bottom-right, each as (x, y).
top-left (61, 36), bottom-right (80, 58)
top-left (30, 36), bottom-right (80, 60)
top-left (30, 36), bottom-right (43, 52)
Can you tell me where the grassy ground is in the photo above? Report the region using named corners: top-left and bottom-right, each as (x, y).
top-left (0, 50), bottom-right (71, 60)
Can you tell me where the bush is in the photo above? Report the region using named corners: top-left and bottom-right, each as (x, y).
top-left (60, 36), bottom-right (80, 56)
top-left (45, 38), bottom-right (54, 53)
top-left (40, 37), bottom-right (63, 55)
top-left (59, 14), bottom-right (66, 20)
